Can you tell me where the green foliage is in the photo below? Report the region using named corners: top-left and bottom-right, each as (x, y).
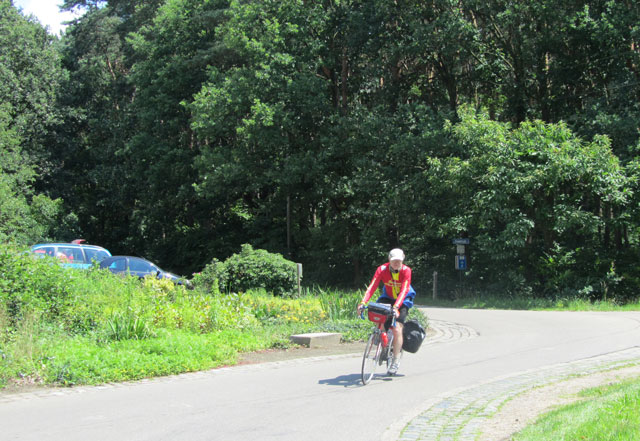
top-left (0, 248), bottom-right (371, 389)
top-left (514, 377), bottom-right (640, 441)
top-left (316, 289), bottom-right (361, 321)
top-left (0, 2), bottom-right (62, 162)
top-left (426, 107), bottom-right (631, 297)
top-left (245, 289), bottom-right (327, 325)
top-left (200, 244), bottom-right (298, 296)
top-left (41, 329), bottom-right (259, 386)
top-left (0, 101), bottom-right (62, 245)
top-left (103, 310), bottom-right (154, 342)
top-left (191, 259), bottom-right (222, 294)
top-left (6, 0), bottom-right (640, 304)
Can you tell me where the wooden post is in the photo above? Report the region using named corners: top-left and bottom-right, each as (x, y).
top-left (287, 196), bottom-right (291, 256)
top-left (432, 271), bottom-right (438, 300)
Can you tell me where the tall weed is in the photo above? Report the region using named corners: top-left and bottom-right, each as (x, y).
top-left (103, 310), bottom-right (154, 342)
top-left (316, 288), bottom-right (360, 321)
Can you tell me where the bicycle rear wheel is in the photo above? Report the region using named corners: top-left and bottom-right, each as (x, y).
top-left (361, 332), bottom-right (382, 385)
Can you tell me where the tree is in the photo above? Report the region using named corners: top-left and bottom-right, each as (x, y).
top-left (0, 1), bottom-right (63, 177)
top-left (429, 107), bottom-right (630, 296)
top-left (0, 2), bottom-right (63, 244)
top-left (125, 0), bottom-right (233, 273)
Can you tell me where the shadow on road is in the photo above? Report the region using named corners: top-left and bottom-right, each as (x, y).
top-left (319, 373), bottom-right (402, 387)
top-left (318, 373), bottom-right (362, 387)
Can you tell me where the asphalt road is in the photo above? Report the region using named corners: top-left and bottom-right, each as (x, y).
top-left (2, 307), bottom-right (640, 441)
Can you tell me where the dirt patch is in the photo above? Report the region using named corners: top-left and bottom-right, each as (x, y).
top-left (477, 364), bottom-right (640, 441)
top-left (238, 341), bottom-right (363, 365)
top-left (237, 324), bottom-right (436, 365)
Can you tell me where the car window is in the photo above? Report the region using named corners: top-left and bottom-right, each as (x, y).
top-left (85, 249), bottom-right (110, 263)
top-left (57, 247), bottom-right (84, 263)
top-left (129, 258), bottom-right (154, 273)
top-left (108, 258), bottom-right (127, 272)
top-left (33, 246), bottom-right (55, 257)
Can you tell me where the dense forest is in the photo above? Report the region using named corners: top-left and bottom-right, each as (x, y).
top-left (2, 0), bottom-right (640, 299)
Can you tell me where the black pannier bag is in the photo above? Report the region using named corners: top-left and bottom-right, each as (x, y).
top-left (402, 320), bottom-right (426, 353)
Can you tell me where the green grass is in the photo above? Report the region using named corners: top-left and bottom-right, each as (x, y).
top-left (41, 329), bottom-right (268, 386)
top-left (514, 376), bottom-right (640, 441)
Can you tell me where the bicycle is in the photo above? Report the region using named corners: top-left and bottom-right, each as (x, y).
top-left (360, 302), bottom-right (397, 385)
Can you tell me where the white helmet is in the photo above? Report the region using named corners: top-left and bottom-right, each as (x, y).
top-left (388, 248), bottom-right (405, 262)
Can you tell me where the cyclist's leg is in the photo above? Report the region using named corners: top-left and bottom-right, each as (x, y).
top-left (376, 296), bottom-right (408, 356)
top-left (392, 306), bottom-right (409, 357)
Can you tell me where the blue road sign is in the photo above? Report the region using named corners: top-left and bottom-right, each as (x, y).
top-left (455, 255), bottom-right (467, 270)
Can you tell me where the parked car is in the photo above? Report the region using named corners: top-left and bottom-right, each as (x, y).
top-left (30, 241), bottom-right (112, 269)
top-left (99, 256), bottom-right (191, 287)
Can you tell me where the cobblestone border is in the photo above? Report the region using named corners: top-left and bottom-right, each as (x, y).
top-left (426, 319), bottom-right (479, 345)
top-left (392, 346), bottom-right (640, 441)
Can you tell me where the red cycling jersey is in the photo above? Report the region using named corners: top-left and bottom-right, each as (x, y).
top-left (362, 263), bottom-right (412, 308)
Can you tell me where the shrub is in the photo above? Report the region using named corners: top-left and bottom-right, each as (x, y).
top-left (200, 244), bottom-right (297, 296)
top-left (191, 259), bottom-right (222, 294)
top-left (0, 245), bottom-right (75, 321)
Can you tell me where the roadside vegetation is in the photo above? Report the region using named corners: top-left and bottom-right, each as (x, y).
top-left (0, 245), bottom-right (425, 390)
top-left (514, 376), bottom-right (640, 441)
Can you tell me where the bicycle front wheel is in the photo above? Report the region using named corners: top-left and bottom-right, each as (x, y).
top-left (361, 332), bottom-right (382, 385)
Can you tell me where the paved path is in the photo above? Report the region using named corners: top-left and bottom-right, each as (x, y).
top-left (394, 347), bottom-right (640, 441)
top-left (384, 308), bottom-right (640, 441)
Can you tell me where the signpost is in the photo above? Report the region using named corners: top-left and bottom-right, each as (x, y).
top-left (452, 238), bottom-right (470, 271)
top-left (453, 237), bottom-right (470, 295)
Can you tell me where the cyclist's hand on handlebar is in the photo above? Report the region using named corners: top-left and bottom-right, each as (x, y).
top-left (357, 303), bottom-right (365, 315)
top-left (392, 306), bottom-right (400, 318)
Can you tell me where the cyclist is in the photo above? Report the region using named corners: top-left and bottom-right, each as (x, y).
top-left (357, 248), bottom-right (416, 375)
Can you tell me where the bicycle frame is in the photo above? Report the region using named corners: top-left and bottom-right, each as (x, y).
top-left (360, 304), bottom-right (396, 384)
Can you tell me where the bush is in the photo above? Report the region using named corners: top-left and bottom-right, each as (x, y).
top-left (0, 245), bottom-right (74, 321)
top-left (199, 244), bottom-right (298, 296)
top-left (191, 258), bottom-right (222, 294)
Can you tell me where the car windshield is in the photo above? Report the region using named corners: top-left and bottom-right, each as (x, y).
top-left (129, 259), bottom-right (156, 273)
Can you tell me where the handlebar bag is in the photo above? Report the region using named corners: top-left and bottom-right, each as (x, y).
top-left (367, 302), bottom-right (392, 324)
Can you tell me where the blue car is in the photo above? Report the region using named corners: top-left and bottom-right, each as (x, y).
top-left (30, 241), bottom-right (112, 269)
top-left (99, 256), bottom-right (192, 287)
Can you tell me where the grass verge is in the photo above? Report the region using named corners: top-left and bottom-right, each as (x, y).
top-left (514, 376), bottom-right (640, 441)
